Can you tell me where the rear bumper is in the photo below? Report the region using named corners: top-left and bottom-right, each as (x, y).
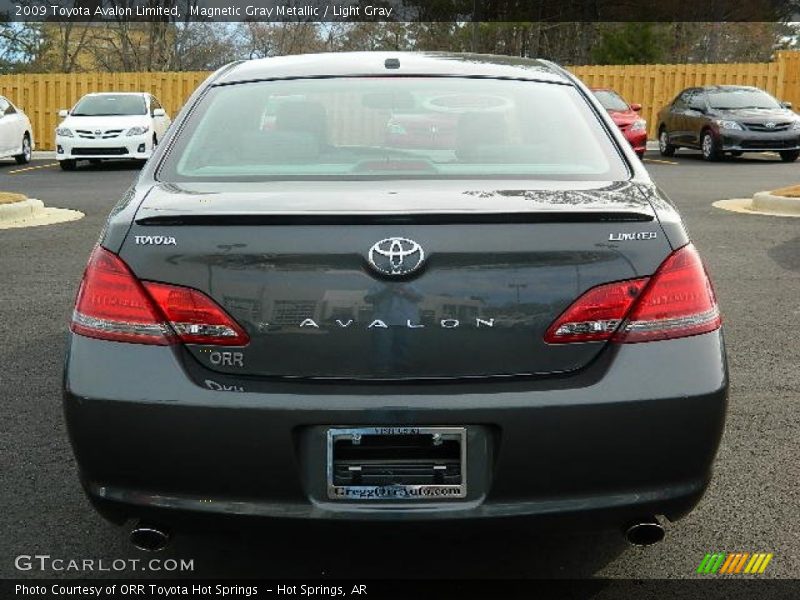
top-left (63, 331), bottom-right (728, 525)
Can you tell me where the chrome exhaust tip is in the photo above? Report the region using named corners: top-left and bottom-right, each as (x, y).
top-left (624, 518), bottom-right (665, 546)
top-left (130, 522), bottom-right (171, 552)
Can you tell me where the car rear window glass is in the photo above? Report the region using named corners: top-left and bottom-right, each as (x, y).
top-left (72, 95), bottom-right (147, 116)
top-left (161, 77), bottom-right (629, 181)
top-left (707, 89), bottom-right (780, 110)
top-left (593, 90), bottom-right (629, 112)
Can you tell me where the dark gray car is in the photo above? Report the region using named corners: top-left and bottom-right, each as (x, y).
top-left (657, 85), bottom-right (800, 161)
top-left (63, 52), bottom-right (728, 551)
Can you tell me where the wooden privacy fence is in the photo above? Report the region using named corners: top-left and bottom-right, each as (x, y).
top-left (4, 51), bottom-right (800, 150)
top-left (570, 51), bottom-right (800, 139)
top-left (0, 71), bottom-right (209, 151)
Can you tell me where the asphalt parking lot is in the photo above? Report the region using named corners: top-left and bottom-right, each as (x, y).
top-left (1, 149), bottom-right (798, 580)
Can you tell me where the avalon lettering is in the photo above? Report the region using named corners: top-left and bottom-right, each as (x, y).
top-left (297, 318), bottom-right (495, 329)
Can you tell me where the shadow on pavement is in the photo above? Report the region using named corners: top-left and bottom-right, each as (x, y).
top-left (667, 151), bottom-right (785, 164)
top-left (69, 160), bottom-right (145, 172)
top-left (147, 520), bottom-right (629, 578)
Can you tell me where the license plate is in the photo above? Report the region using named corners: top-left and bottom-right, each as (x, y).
top-left (326, 426), bottom-right (467, 500)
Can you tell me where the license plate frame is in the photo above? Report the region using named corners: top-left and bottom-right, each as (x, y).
top-left (326, 426), bottom-right (467, 501)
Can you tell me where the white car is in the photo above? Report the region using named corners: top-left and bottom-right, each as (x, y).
top-left (55, 92), bottom-right (170, 170)
top-left (0, 95), bottom-right (34, 165)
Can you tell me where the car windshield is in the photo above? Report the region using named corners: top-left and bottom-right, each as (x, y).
top-left (161, 77), bottom-right (628, 181)
top-left (72, 95), bottom-right (147, 116)
top-left (707, 89), bottom-right (780, 110)
top-left (593, 90), bottom-right (630, 112)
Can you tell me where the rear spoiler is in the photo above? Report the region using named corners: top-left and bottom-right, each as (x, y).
top-left (135, 211), bottom-right (654, 226)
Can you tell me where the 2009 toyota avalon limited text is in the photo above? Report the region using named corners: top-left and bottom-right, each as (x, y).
top-left (63, 52), bottom-right (728, 551)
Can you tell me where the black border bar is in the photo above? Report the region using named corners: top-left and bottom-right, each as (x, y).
top-left (3, 579), bottom-right (800, 599)
top-left (1, 0), bottom-right (798, 23)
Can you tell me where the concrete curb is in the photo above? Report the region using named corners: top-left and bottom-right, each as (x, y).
top-left (752, 191), bottom-right (800, 215)
top-left (0, 198), bottom-right (84, 229)
top-left (0, 198), bottom-right (45, 222)
top-left (713, 197), bottom-right (800, 218)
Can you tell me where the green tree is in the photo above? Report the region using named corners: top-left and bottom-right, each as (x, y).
top-left (592, 23), bottom-right (667, 65)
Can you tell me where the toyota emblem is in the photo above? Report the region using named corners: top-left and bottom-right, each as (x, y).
top-left (368, 237), bottom-right (425, 276)
top-left (765, 121), bottom-right (776, 128)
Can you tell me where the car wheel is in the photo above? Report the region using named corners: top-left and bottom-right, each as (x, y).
top-left (779, 150), bottom-right (800, 162)
top-left (60, 159), bottom-right (77, 171)
top-left (658, 128), bottom-right (675, 157)
top-left (701, 131), bottom-right (721, 161)
top-left (14, 134), bottom-right (32, 165)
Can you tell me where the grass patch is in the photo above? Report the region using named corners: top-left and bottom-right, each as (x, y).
top-left (0, 192), bottom-right (27, 205)
top-left (769, 184), bottom-right (800, 198)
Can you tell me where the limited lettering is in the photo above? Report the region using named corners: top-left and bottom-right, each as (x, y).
top-left (608, 231), bottom-right (657, 241)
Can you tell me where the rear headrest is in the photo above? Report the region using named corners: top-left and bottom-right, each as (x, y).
top-left (239, 131), bottom-right (320, 164)
top-left (276, 101), bottom-right (328, 144)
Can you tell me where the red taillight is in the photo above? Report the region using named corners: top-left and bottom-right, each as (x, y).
top-left (545, 244), bottom-right (721, 344)
top-left (71, 246), bottom-right (249, 346)
top-left (143, 282), bottom-right (249, 346)
top-left (613, 244), bottom-right (721, 343)
top-left (71, 246), bottom-right (173, 345)
top-left (544, 278), bottom-right (649, 343)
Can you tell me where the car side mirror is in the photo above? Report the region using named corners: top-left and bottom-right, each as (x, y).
top-left (152, 108), bottom-right (166, 117)
top-left (630, 103), bottom-right (642, 112)
top-left (58, 109), bottom-right (69, 118)
top-left (781, 101), bottom-right (793, 110)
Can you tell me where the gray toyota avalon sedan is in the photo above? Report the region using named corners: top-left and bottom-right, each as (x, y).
top-left (63, 52), bottom-right (727, 551)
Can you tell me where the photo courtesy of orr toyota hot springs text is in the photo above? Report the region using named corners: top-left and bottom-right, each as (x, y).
top-left (1, 1), bottom-right (799, 598)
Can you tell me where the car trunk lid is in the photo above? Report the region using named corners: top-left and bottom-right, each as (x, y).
top-left (119, 180), bottom-right (671, 380)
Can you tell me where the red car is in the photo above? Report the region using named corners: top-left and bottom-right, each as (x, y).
top-left (386, 113), bottom-right (458, 149)
top-left (592, 88), bottom-right (647, 158)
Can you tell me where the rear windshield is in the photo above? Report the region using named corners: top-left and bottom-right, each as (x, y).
top-left (707, 89), bottom-right (780, 110)
top-left (160, 77), bottom-right (628, 181)
top-left (72, 94), bottom-right (147, 116)
top-left (593, 90), bottom-right (630, 112)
